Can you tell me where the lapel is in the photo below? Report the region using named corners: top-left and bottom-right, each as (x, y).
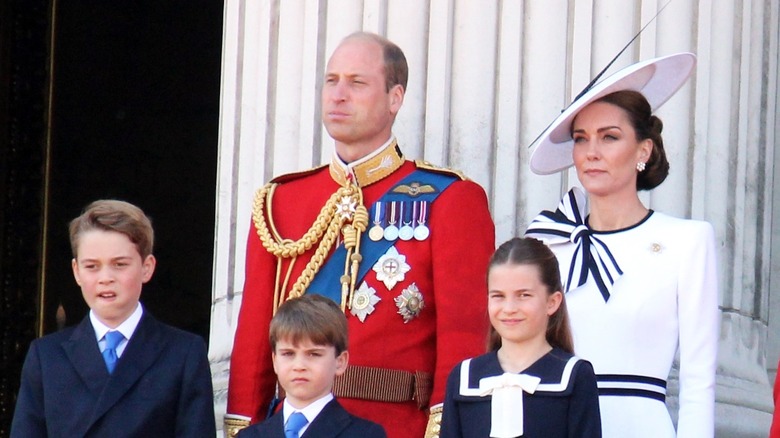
top-left (86, 312), bottom-right (168, 428)
top-left (264, 411), bottom-right (285, 437)
top-left (304, 399), bottom-right (351, 437)
top-left (62, 316), bottom-right (112, 397)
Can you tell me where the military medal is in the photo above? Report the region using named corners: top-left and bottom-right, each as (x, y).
top-left (350, 282), bottom-right (381, 323)
top-left (336, 195), bottom-right (357, 220)
top-left (395, 283), bottom-right (425, 323)
top-left (398, 202), bottom-right (414, 241)
top-left (372, 246), bottom-right (411, 290)
top-left (368, 201), bottom-right (385, 241)
top-left (413, 201), bottom-right (430, 241)
top-left (383, 201), bottom-right (399, 241)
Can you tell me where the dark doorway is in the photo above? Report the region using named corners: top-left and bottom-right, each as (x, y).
top-left (43, 1), bottom-right (223, 339)
top-left (0, 0), bottom-right (223, 433)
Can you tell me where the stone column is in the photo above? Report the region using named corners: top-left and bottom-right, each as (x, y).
top-left (209, 1), bottom-right (779, 436)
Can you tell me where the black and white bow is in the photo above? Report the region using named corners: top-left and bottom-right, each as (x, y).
top-left (525, 187), bottom-right (623, 301)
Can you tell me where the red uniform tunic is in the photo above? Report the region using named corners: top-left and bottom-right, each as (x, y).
top-left (227, 155), bottom-right (495, 438)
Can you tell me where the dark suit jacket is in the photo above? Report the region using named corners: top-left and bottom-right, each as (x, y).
top-left (237, 399), bottom-right (386, 438)
top-left (10, 311), bottom-right (216, 438)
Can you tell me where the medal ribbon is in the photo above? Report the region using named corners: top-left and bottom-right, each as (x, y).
top-left (308, 169), bottom-right (458, 305)
top-left (525, 187), bottom-right (623, 301)
top-left (373, 201), bottom-right (383, 225)
top-left (417, 201), bottom-right (428, 228)
top-left (387, 202), bottom-right (397, 226)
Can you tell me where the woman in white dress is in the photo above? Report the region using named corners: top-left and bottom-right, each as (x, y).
top-left (524, 53), bottom-right (719, 437)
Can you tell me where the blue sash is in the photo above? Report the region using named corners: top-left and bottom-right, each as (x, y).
top-left (307, 169), bottom-right (457, 304)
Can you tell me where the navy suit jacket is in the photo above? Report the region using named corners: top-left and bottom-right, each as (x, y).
top-left (11, 311), bottom-right (216, 438)
top-left (237, 399), bottom-right (386, 438)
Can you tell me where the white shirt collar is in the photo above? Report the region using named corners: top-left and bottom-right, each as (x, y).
top-left (283, 393), bottom-right (334, 435)
top-left (90, 302), bottom-right (143, 343)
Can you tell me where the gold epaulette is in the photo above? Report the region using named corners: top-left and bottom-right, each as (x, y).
top-left (270, 164), bottom-right (329, 184)
top-left (414, 160), bottom-right (469, 181)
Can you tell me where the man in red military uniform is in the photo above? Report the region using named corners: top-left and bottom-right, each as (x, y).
top-left (225, 31), bottom-right (495, 438)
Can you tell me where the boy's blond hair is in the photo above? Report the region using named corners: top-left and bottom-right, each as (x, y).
top-left (270, 294), bottom-right (348, 355)
top-left (69, 199), bottom-right (154, 258)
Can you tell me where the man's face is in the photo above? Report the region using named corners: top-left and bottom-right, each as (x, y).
top-left (321, 37), bottom-right (404, 161)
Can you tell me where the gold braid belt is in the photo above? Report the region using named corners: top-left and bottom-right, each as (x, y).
top-left (252, 181), bottom-right (368, 313)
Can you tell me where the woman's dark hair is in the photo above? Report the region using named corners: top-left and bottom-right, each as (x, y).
top-left (486, 237), bottom-right (574, 354)
top-left (595, 89), bottom-right (669, 190)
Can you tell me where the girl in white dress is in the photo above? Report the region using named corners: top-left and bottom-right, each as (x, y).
top-left (525, 53), bottom-right (719, 437)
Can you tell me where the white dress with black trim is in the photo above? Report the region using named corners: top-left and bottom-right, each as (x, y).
top-left (440, 348), bottom-right (601, 438)
top-left (526, 188), bottom-right (719, 438)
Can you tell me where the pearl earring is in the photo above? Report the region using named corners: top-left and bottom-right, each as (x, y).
top-left (636, 161), bottom-right (646, 172)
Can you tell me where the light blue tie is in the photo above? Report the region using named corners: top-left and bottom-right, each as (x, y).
top-left (102, 331), bottom-right (124, 374)
top-left (285, 412), bottom-right (308, 438)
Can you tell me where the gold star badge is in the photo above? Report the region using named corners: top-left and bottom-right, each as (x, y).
top-left (395, 283), bottom-right (425, 323)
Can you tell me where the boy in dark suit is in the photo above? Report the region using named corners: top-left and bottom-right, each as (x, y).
top-left (237, 294), bottom-right (386, 438)
top-left (10, 200), bottom-right (216, 437)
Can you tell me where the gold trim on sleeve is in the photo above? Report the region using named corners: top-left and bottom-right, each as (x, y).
top-left (424, 404), bottom-right (444, 438)
top-left (223, 416), bottom-right (250, 438)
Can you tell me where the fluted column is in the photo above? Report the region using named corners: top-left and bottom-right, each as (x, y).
top-left (210, 1), bottom-right (779, 435)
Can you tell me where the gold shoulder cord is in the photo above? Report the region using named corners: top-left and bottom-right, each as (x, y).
top-left (252, 181), bottom-right (368, 313)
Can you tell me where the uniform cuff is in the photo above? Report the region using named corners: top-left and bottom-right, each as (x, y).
top-left (424, 403), bottom-right (444, 438)
top-left (223, 414), bottom-right (251, 438)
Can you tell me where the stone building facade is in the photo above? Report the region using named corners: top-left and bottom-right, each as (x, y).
top-left (208, 1), bottom-right (780, 436)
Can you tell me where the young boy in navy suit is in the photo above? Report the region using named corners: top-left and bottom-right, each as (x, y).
top-left (11, 200), bottom-right (216, 437)
top-left (237, 294), bottom-right (386, 438)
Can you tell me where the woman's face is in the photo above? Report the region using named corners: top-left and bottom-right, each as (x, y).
top-left (571, 101), bottom-right (652, 198)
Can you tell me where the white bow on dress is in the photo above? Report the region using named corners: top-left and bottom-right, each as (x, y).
top-left (479, 373), bottom-right (542, 438)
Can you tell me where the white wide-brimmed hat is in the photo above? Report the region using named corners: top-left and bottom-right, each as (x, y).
top-left (529, 52), bottom-right (697, 175)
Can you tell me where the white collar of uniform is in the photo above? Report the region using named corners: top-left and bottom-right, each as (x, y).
top-left (90, 302), bottom-right (143, 342)
top-left (283, 392), bottom-right (334, 430)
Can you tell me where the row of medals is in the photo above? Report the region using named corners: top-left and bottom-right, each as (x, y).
top-left (367, 200), bottom-right (430, 242)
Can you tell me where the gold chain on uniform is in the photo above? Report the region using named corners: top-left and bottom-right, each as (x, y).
top-left (252, 180), bottom-right (368, 313)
